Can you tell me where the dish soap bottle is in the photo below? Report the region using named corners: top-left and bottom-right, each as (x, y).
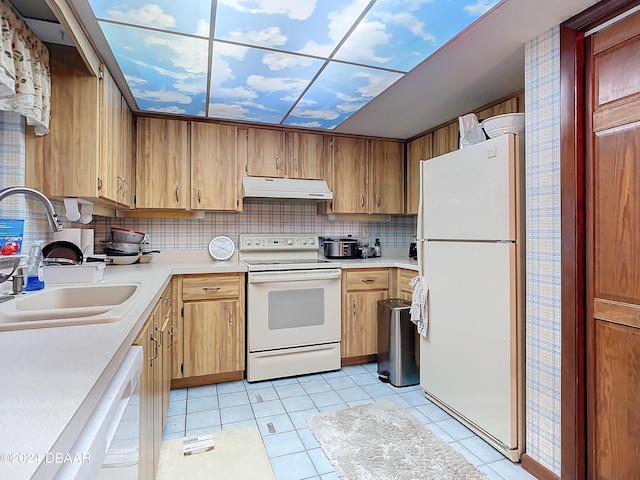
top-left (373, 238), bottom-right (381, 257)
top-left (25, 241), bottom-right (45, 291)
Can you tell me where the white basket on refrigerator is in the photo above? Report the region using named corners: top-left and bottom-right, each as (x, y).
top-left (480, 113), bottom-right (525, 138)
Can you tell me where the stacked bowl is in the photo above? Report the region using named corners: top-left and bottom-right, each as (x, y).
top-left (104, 228), bottom-right (145, 265)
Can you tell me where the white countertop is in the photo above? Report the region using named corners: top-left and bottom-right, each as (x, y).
top-left (0, 249), bottom-right (416, 479)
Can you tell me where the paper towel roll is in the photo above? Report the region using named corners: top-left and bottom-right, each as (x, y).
top-left (53, 228), bottom-right (82, 249)
top-left (81, 229), bottom-right (94, 256)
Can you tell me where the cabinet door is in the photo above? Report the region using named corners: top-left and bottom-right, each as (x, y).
top-left (99, 66), bottom-right (123, 204)
top-left (191, 123), bottom-right (239, 210)
top-left (330, 136), bottom-right (369, 213)
top-left (406, 133), bottom-right (433, 215)
top-left (119, 96), bottom-right (134, 207)
top-left (136, 117), bottom-right (189, 209)
top-left (183, 300), bottom-right (244, 377)
top-left (43, 45), bottom-right (101, 199)
top-left (286, 131), bottom-right (324, 179)
top-left (247, 128), bottom-right (285, 177)
top-left (433, 122), bottom-right (460, 157)
top-left (370, 140), bottom-right (404, 214)
top-left (343, 290), bottom-right (388, 358)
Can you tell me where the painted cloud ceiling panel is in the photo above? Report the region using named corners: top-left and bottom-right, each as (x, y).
top-left (79, 0), bottom-right (499, 129)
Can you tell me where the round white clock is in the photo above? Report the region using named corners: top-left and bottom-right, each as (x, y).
top-left (208, 236), bottom-right (235, 261)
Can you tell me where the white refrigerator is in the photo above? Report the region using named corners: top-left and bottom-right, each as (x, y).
top-left (417, 133), bottom-right (524, 461)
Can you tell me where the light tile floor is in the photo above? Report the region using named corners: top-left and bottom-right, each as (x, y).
top-left (163, 363), bottom-right (537, 480)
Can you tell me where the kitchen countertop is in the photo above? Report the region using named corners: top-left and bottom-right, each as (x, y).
top-left (0, 249), bottom-right (416, 479)
top-left (0, 250), bottom-right (246, 480)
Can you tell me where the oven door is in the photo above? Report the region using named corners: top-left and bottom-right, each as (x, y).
top-left (247, 268), bottom-right (341, 352)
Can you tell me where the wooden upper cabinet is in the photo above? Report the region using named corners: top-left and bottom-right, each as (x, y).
top-left (135, 117), bottom-right (189, 209)
top-left (433, 122), bottom-right (460, 157)
top-left (246, 128), bottom-right (326, 180)
top-left (28, 45), bottom-right (134, 207)
top-left (191, 122), bottom-right (239, 211)
top-left (286, 131), bottom-right (325, 179)
top-left (370, 140), bottom-right (404, 214)
top-left (246, 128), bottom-right (286, 177)
top-left (330, 136), bottom-right (369, 213)
top-left (406, 133), bottom-right (433, 215)
top-left (328, 137), bottom-right (404, 215)
top-left (100, 67), bottom-right (134, 207)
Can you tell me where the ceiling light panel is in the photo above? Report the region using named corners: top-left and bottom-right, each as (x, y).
top-left (78, 0), bottom-right (501, 130)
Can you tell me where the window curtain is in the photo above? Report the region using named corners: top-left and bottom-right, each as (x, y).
top-left (0, 0), bottom-right (51, 135)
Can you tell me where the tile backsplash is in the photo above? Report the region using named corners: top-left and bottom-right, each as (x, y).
top-left (93, 205), bottom-right (416, 251)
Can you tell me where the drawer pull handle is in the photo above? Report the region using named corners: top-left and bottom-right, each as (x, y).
top-left (361, 279), bottom-right (375, 283)
top-left (376, 194), bottom-right (380, 208)
top-left (155, 323), bottom-right (163, 348)
top-left (229, 308), bottom-right (233, 326)
top-left (176, 186), bottom-right (180, 203)
top-left (197, 187), bottom-right (202, 203)
top-left (202, 286), bottom-right (221, 291)
top-left (165, 296), bottom-right (171, 303)
top-left (352, 299), bottom-right (357, 316)
top-left (360, 194), bottom-right (365, 207)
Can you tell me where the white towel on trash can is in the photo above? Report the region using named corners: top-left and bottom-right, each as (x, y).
top-left (409, 275), bottom-right (429, 337)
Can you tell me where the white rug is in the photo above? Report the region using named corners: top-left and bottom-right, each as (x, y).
top-left (156, 425), bottom-right (274, 480)
top-left (308, 401), bottom-right (489, 480)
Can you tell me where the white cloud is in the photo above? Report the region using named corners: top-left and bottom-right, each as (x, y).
top-left (195, 19), bottom-right (210, 37)
top-left (124, 74), bottom-right (147, 86)
top-left (228, 26), bottom-right (287, 47)
top-left (374, 12), bottom-right (435, 42)
top-left (175, 78), bottom-right (207, 95)
top-left (218, 0), bottom-right (316, 20)
top-left (290, 107), bottom-right (339, 120)
top-left (208, 102), bottom-right (250, 119)
top-left (126, 57), bottom-right (191, 80)
top-left (336, 20), bottom-right (392, 64)
top-left (106, 4), bottom-right (175, 29)
top-left (247, 75), bottom-right (308, 93)
top-left (150, 106), bottom-right (187, 114)
top-left (464, 0), bottom-right (499, 16)
top-left (210, 85), bottom-right (258, 100)
top-left (286, 120), bottom-right (323, 128)
top-left (354, 70), bottom-right (401, 97)
top-left (214, 42), bottom-right (249, 61)
top-left (403, 0), bottom-right (435, 11)
top-left (144, 34), bottom-right (209, 74)
top-left (133, 88), bottom-right (192, 104)
top-left (262, 51), bottom-right (316, 71)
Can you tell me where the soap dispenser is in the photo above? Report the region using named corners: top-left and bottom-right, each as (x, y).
top-left (25, 240), bottom-right (45, 291)
top-left (373, 238), bottom-right (381, 257)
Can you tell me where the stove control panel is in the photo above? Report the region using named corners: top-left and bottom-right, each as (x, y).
top-left (239, 234), bottom-right (318, 251)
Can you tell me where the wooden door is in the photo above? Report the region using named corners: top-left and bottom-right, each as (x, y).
top-left (247, 128), bottom-right (285, 177)
top-left (370, 140), bottom-right (405, 214)
top-left (587, 13), bottom-right (640, 479)
top-left (406, 133), bottom-right (433, 214)
top-left (99, 66), bottom-right (122, 204)
top-left (119, 95), bottom-right (134, 207)
top-left (286, 131), bottom-right (324, 179)
top-left (135, 117), bottom-right (189, 209)
top-left (330, 136), bottom-right (369, 213)
top-left (191, 123), bottom-right (239, 210)
top-left (183, 300), bottom-right (243, 377)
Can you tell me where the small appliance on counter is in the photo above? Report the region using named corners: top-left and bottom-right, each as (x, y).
top-left (409, 242), bottom-right (417, 260)
top-left (323, 238), bottom-right (359, 259)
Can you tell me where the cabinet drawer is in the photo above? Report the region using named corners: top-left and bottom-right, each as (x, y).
top-left (345, 269), bottom-right (389, 291)
top-left (182, 274), bottom-right (241, 300)
top-left (398, 269), bottom-right (416, 293)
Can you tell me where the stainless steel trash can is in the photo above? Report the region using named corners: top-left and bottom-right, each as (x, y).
top-left (377, 298), bottom-right (419, 387)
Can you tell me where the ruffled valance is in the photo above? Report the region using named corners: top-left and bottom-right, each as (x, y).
top-left (0, 0), bottom-right (51, 135)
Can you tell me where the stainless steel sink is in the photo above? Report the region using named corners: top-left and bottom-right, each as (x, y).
top-left (0, 283), bottom-right (140, 331)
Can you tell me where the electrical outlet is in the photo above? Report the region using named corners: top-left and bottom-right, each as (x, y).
top-left (362, 227), bottom-right (369, 241)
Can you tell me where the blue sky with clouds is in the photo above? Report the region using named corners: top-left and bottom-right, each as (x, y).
top-left (86, 0), bottom-right (499, 128)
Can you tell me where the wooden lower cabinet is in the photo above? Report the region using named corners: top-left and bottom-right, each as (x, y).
top-left (173, 273), bottom-right (246, 387)
top-left (396, 268), bottom-right (415, 302)
top-left (342, 269), bottom-right (389, 364)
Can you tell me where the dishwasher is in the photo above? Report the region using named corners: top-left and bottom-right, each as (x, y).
top-left (53, 346), bottom-right (143, 480)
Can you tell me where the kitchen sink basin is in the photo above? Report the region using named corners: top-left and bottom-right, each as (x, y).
top-left (0, 283), bottom-right (140, 331)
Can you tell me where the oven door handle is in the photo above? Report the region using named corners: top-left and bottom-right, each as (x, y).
top-left (249, 269), bottom-right (341, 283)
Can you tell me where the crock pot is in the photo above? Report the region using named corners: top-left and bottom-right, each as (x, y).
top-left (324, 238), bottom-right (359, 259)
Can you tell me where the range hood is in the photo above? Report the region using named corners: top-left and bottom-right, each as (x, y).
top-left (242, 177), bottom-right (333, 202)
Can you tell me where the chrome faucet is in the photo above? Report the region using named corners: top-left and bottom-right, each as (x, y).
top-left (0, 187), bottom-right (64, 232)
